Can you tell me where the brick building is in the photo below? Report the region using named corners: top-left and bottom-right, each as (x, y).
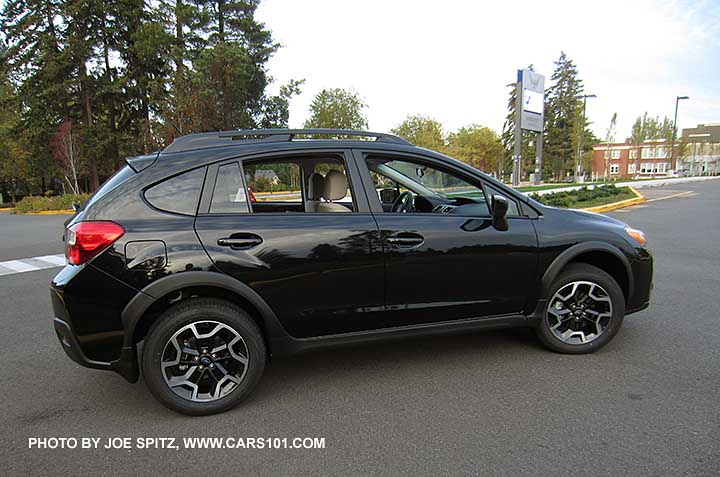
top-left (591, 139), bottom-right (676, 180)
top-left (678, 124), bottom-right (720, 176)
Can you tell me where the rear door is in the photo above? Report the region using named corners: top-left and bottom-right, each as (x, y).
top-left (194, 150), bottom-right (386, 338)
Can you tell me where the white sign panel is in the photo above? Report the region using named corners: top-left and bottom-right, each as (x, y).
top-left (522, 89), bottom-right (544, 114)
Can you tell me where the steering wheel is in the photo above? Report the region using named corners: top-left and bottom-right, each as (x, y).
top-left (391, 191), bottom-right (414, 213)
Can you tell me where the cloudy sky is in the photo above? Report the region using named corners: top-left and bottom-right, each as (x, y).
top-left (257, 0), bottom-right (720, 140)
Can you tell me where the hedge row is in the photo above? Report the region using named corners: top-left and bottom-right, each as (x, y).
top-left (14, 194), bottom-right (91, 213)
top-left (530, 185), bottom-right (634, 208)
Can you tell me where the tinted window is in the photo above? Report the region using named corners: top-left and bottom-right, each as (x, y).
top-left (367, 157), bottom-right (488, 215)
top-left (145, 167), bottom-right (205, 215)
top-left (210, 163), bottom-right (250, 214)
top-left (244, 161), bottom-right (302, 203)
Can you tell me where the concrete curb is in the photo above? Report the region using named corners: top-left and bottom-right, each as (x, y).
top-left (581, 187), bottom-right (645, 213)
top-left (15, 209), bottom-right (75, 215)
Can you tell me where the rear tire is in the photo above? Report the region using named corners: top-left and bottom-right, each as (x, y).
top-left (536, 263), bottom-right (625, 354)
top-left (141, 298), bottom-right (266, 415)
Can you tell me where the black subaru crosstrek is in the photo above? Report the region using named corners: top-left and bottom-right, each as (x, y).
top-left (51, 129), bottom-right (653, 415)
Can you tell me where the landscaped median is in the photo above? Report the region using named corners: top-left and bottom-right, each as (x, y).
top-left (529, 184), bottom-right (645, 212)
top-left (11, 194), bottom-right (90, 215)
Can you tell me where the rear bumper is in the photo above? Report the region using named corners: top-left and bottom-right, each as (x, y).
top-left (52, 316), bottom-right (139, 382)
top-left (50, 265), bottom-right (139, 383)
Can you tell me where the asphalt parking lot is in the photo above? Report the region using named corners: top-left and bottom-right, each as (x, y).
top-left (1, 181), bottom-right (718, 475)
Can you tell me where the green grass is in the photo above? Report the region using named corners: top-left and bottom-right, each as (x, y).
top-left (14, 194), bottom-right (90, 213)
top-left (529, 185), bottom-right (636, 209)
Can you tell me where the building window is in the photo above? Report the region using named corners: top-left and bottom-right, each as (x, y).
top-left (656, 147), bottom-right (667, 158)
top-left (628, 163), bottom-right (637, 174)
top-left (656, 162), bottom-right (668, 174)
top-left (630, 149), bottom-right (638, 159)
top-left (640, 163), bottom-right (652, 174)
top-left (641, 148), bottom-right (654, 159)
top-left (611, 150), bottom-right (620, 159)
top-left (610, 164), bottom-right (620, 174)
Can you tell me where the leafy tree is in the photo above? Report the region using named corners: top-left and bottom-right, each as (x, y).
top-left (391, 115), bottom-right (445, 152)
top-left (602, 113), bottom-right (617, 180)
top-left (630, 113), bottom-right (674, 174)
top-left (0, 53), bottom-right (31, 202)
top-left (304, 88), bottom-right (368, 130)
top-left (448, 125), bottom-right (503, 173)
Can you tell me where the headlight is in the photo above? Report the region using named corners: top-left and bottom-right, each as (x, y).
top-left (625, 227), bottom-right (646, 246)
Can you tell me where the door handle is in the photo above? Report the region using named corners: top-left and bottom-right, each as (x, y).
top-left (217, 233), bottom-right (263, 250)
top-left (385, 232), bottom-right (424, 247)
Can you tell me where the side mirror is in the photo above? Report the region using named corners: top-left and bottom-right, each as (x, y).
top-left (491, 194), bottom-right (509, 231)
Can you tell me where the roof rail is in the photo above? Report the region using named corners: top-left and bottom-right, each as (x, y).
top-left (162, 128), bottom-right (412, 153)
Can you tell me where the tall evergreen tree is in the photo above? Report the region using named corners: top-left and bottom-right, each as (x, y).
top-left (543, 52), bottom-right (588, 181)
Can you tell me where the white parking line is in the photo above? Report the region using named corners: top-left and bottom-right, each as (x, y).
top-left (0, 254), bottom-right (66, 277)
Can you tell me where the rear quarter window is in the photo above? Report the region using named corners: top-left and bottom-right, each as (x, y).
top-left (145, 167), bottom-right (206, 215)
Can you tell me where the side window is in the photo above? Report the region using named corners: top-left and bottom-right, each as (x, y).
top-left (210, 162), bottom-right (250, 214)
top-left (484, 183), bottom-right (521, 217)
top-left (241, 156), bottom-right (355, 213)
top-left (366, 157), bottom-right (488, 216)
top-left (145, 167), bottom-right (205, 215)
top-left (244, 161), bottom-right (302, 203)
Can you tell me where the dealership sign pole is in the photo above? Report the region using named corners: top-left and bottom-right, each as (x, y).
top-left (513, 69), bottom-right (545, 186)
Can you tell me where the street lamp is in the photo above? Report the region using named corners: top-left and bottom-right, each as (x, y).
top-left (672, 95), bottom-right (689, 174)
top-left (576, 94), bottom-right (597, 182)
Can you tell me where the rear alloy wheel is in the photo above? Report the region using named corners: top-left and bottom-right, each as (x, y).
top-left (142, 298), bottom-right (266, 415)
top-left (536, 263), bottom-right (625, 354)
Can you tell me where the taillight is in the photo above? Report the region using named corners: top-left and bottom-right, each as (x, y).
top-left (66, 221), bottom-right (125, 265)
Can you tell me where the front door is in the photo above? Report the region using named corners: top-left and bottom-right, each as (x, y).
top-left (194, 152), bottom-right (385, 338)
top-left (356, 151), bottom-right (539, 327)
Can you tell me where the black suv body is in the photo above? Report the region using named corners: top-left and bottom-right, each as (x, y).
top-left (51, 129), bottom-right (653, 414)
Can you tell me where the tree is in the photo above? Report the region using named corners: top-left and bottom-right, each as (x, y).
top-left (630, 113), bottom-right (674, 176)
top-left (603, 113), bottom-right (617, 181)
top-left (304, 88), bottom-right (368, 130)
top-left (543, 52), bottom-right (590, 181)
top-left (51, 120), bottom-right (83, 194)
top-left (448, 125), bottom-right (503, 173)
top-left (391, 115), bottom-right (445, 152)
top-left (0, 53), bottom-right (31, 202)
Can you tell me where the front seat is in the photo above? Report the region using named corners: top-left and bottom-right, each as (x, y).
top-left (317, 170), bottom-right (351, 213)
top-left (306, 172), bottom-right (324, 212)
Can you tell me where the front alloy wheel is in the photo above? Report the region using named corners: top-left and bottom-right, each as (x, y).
top-left (536, 263), bottom-right (625, 354)
top-left (547, 281), bottom-right (613, 345)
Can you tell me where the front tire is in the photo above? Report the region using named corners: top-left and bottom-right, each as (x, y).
top-left (141, 298), bottom-right (266, 415)
top-left (536, 263), bottom-right (625, 354)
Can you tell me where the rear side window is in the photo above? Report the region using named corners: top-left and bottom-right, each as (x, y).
top-left (210, 163), bottom-right (250, 214)
top-left (145, 167), bottom-right (206, 215)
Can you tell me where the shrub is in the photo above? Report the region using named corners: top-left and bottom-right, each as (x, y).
top-left (532, 185), bottom-right (631, 209)
top-left (14, 194), bottom-right (91, 213)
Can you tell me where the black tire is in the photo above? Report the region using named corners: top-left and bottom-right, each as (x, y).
top-left (536, 263), bottom-right (625, 354)
top-left (141, 298), bottom-right (266, 415)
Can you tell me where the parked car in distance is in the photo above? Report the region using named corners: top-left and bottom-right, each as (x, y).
top-left (51, 129), bottom-right (653, 415)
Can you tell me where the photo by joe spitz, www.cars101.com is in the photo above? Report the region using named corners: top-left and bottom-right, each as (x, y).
top-left (51, 128), bottom-right (653, 415)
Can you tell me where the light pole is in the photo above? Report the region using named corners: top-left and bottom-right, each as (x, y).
top-left (672, 95), bottom-right (689, 174)
top-left (576, 94), bottom-right (597, 182)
